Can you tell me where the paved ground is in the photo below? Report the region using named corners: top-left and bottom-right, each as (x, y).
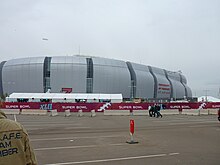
top-left (7, 113), bottom-right (220, 165)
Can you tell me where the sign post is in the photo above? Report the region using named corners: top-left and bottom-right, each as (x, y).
top-left (126, 119), bottom-right (139, 144)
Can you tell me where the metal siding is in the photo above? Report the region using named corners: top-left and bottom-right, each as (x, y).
top-left (185, 85), bottom-right (192, 97)
top-left (0, 61), bottom-right (6, 95)
top-left (181, 74), bottom-right (187, 84)
top-left (166, 71), bottom-right (185, 98)
top-left (170, 80), bottom-right (186, 98)
top-left (92, 57), bottom-right (130, 98)
top-left (50, 56), bottom-right (87, 93)
top-left (179, 74), bottom-right (192, 97)
top-left (2, 57), bottom-right (44, 94)
top-left (1, 56), bottom-right (192, 99)
top-left (151, 67), bottom-right (171, 99)
top-left (131, 63), bottom-right (154, 98)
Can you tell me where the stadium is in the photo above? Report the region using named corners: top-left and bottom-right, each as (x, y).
top-left (0, 55), bottom-right (192, 101)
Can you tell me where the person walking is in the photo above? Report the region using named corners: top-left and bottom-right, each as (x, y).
top-left (218, 108), bottom-right (220, 121)
top-left (148, 105), bottom-right (153, 117)
top-left (0, 110), bottom-right (37, 165)
top-left (155, 104), bottom-right (162, 118)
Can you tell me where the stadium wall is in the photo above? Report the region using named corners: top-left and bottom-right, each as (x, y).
top-left (0, 55), bottom-right (192, 100)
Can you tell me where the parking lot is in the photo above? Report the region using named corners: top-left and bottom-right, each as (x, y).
top-left (7, 113), bottom-right (220, 165)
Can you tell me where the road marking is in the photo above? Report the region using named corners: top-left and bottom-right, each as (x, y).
top-left (35, 143), bottom-right (125, 151)
top-left (23, 123), bottom-right (85, 127)
top-left (154, 119), bottom-right (216, 123)
top-left (188, 124), bottom-right (214, 128)
top-left (168, 121), bottom-right (216, 125)
top-left (21, 122), bottom-right (82, 124)
top-left (44, 153), bottom-right (180, 165)
top-left (31, 135), bottom-right (122, 141)
top-left (169, 152), bottom-right (179, 156)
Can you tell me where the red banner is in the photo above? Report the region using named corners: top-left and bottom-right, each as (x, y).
top-left (1, 102), bottom-right (220, 112)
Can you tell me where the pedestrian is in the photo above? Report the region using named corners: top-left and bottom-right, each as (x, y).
top-left (155, 104), bottom-right (162, 118)
top-left (148, 105), bottom-right (152, 117)
top-left (218, 108), bottom-right (220, 121)
top-left (0, 110), bottom-right (37, 165)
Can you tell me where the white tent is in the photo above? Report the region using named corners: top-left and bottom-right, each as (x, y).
top-left (198, 96), bottom-right (220, 102)
top-left (6, 93), bottom-right (123, 103)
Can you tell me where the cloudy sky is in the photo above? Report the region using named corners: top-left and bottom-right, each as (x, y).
top-left (0, 0), bottom-right (220, 97)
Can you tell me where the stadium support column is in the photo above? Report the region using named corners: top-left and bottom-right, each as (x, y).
top-left (148, 66), bottom-right (157, 99)
top-left (179, 74), bottom-right (188, 98)
top-left (126, 62), bottom-right (136, 100)
top-left (164, 69), bottom-right (173, 100)
top-left (43, 57), bottom-right (52, 93)
top-left (0, 61), bottom-right (6, 96)
top-left (86, 58), bottom-right (93, 93)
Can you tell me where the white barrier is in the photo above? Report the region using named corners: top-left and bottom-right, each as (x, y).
top-left (182, 109), bottom-right (199, 115)
top-left (207, 109), bottom-right (218, 115)
top-left (160, 109), bottom-right (180, 115)
top-left (77, 109), bottom-right (83, 117)
top-left (21, 109), bottom-right (47, 115)
top-left (64, 109), bottom-right (71, 117)
top-left (104, 110), bottom-right (130, 116)
top-left (0, 109), bottom-right (20, 115)
top-left (91, 110), bottom-right (96, 117)
top-left (198, 109), bottom-right (209, 115)
top-left (182, 109), bottom-right (214, 116)
top-left (132, 110), bottom-right (148, 116)
top-left (50, 109), bottom-right (58, 116)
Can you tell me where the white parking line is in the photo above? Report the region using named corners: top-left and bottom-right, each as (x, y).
top-left (23, 123), bottom-right (85, 127)
top-left (34, 143), bottom-right (125, 151)
top-left (31, 135), bottom-right (123, 141)
top-left (168, 152), bottom-right (179, 156)
top-left (153, 119), bottom-right (216, 123)
top-left (44, 153), bottom-right (180, 165)
top-left (168, 121), bottom-right (216, 125)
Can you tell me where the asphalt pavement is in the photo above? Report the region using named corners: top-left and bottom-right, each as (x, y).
top-left (7, 113), bottom-right (220, 165)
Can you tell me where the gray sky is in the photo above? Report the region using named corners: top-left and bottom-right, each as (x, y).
top-left (1, 0), bottom-right (220, 97)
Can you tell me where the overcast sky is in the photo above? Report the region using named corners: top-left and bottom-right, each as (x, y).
top-left (0, 0), bottom-right (220, 97)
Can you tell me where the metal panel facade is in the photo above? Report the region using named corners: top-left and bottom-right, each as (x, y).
top-left (130, 63), bottom-right (154, 98)
top-left (166, 71), bottom-right (186, 99)
top-left (151, 66), bottom-right (171, 99)
top-left (185, 86), bottom-right (192, 97)
top-left (2, 57), bottom-right (44, 94)
top-left (1, 55), bottom-right (192, 99)
top-left (0, 61), bottom-right (6, 96)
top-left (180, 74), bottom-right (192, 97)
top-left (50, 56), bottom-right (87, 93)
top-left (92, 57), bottom-right (130, 98)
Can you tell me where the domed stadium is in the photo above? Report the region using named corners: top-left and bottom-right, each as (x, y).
top-left (0, 55), bottom-right (192, 100)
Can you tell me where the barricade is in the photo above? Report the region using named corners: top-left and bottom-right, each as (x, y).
top-left (91, 110), bottom-right (96, 117)
top-left (182, 109), bottom-right (199, 115)
top-left (160, 109), bottom-right (180, 115)
top-left (21, 109), bottom-right (47, 115)
top-left (50, 109), bottom-right (58, 116)
top-left (207, 109), bottom-right (218, 115)
top-left (0, 109), bottom-right (20, 115)
top-left (198, 109), bottom-right (209, 115)
top-left (64, 109), bottom-right (71, 117)
top-left (104, 110), bottom-right (130, 116)
top-left (132, 110), bottom-right (148, 116)
top-left (77, 109), bottom-right (83, 117)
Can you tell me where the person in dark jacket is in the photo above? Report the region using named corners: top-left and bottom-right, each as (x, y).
top-left (155, 104), bottom-right (162, 118)
top-left (218, 109), bottom-right (220, 121)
